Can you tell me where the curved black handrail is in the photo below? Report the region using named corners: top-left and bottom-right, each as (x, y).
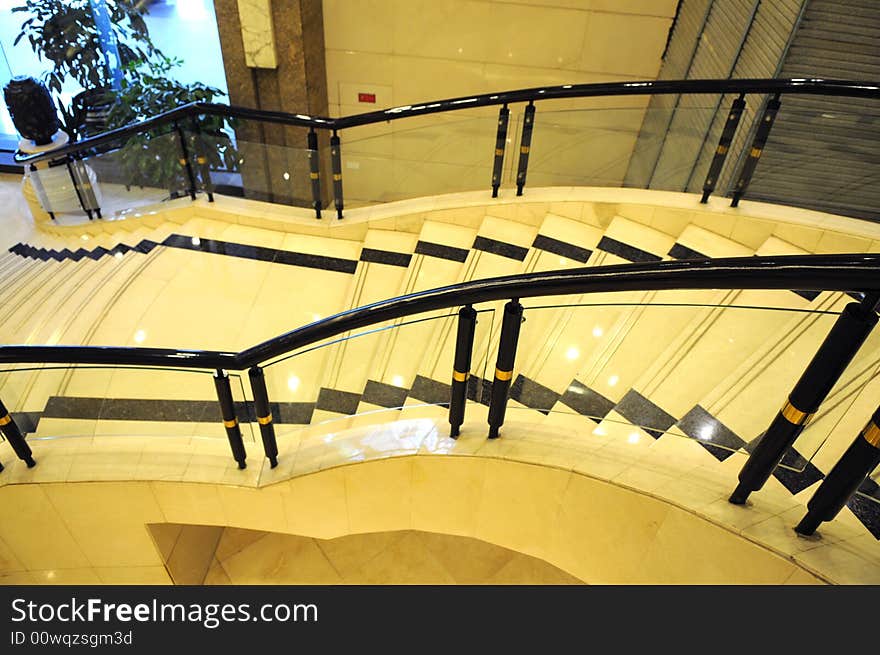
top-left (0, 253), bottom-right (878, 370)
top-left (14, 77), bottom-right (880, 165)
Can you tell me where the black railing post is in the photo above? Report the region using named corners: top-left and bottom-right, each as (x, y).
top-left (174, 121), bottom-right (198, 201)
top-left (71, 155), bottom-right (102, 219)
top-left (65, 155), bottom-right (94, 220)
top-left (213, 369), bottom-right (247, 469)
top-left (330, 131), bottom-right (344, 219)
top-left (28, 164), bottom-right (55, 221)
top-left (730, 93), bottom-right (780, 207)
top-left (795, 406), bottom-right (880, 536)
top-left (308, 128), bottom-right (322, 219)
top-left (730, 292), bottom-right (880, 505)
top-left (515, 102), bottom-right (535, 196)
top-left (449, 305), bottom-right (478, 438)
top-left (491, 104), bottom-right (510, 198)
top-left (0, 398), bottom-right (35, 469)
top-left (487, 299), bottom-right (524, 438)
top-left (701, 93), bottom-right (745, 203)
top-left (248, 366), bottom-right (278, 468)
top-left (190, 117), bottom-right (214, 202)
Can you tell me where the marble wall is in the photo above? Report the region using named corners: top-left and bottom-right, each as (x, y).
top-left (151, 525), bottom-right (584, 584)
top-left (321, 0), bottom-right (679, 201)
top-left (237, 0), bottom-right (278, 68)
top-left (214, 0), bottom-right (330, 204)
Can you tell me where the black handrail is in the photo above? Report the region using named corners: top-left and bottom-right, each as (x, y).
top-left (15, 77), bottom-right (880, 166)
top-left (1, 253), bottom-right (878, 371)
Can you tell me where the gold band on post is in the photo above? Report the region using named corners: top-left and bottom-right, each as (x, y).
top-left (257, 413), bottom-right (273, 425)
top-left (179, 158), bottom-right (187, 166)
top-left (223, 418), bottom-right (238, 429)
top-left (495, 148), bottom-right (504, 156)
top-left (452, 370), bottom-right (468, 382)
top-left (333, 174), bottom-right (342, 181)
top-left (750, 147), bottom-right (763, 158)
top-left (520, 146), bottom-right (530, 154)
top-left (716, 144), bottom-right (728, 155)
top-left (495, 368), bottom-right (513, 382)
top-left (0, 414), bottom-right (10, 426)
top-left (780, 399), bottom-right (814, 426)
top-left (310, 173), bottom-right (319, 180)
top-left (861, 421), bottom-right (880, 448)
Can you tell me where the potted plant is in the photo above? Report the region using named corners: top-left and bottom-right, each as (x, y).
top-left (105, 56), bottom-right (239, 196)
top-left (11, 0), bottom-right (237, 199)
top-left (12, 0), bottom-right (161, 139)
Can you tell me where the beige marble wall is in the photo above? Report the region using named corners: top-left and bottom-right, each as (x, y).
top-left (238, 0), bottom-right (278, 68)
top-left (0, 456), bottom-right (832, 585)
top-left (321, 1), bottom-right (678, 197)
top-left (195, 526), bottom-right (582, 584)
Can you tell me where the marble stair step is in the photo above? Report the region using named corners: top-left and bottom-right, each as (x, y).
top-left (413, 214), bottom-right (538, 400)
top-left (523, 215), bottom-right (676, 402)
top-left (0, 259), bottom-right (86, 342)
top-left (361, 220), bottom-right (478, 407)
top-left (616, 224), bottom-right (759, 424)
top-left (492, 213), bottom-right (603, 382)
top-left (318, 228), bottom-right (420, 401)
top-left (701, 289), bottom-right (867, 464)
top-left (616, 236), bottom-right (820, 428)
top-left (0, 252), bottom-right (36, 286)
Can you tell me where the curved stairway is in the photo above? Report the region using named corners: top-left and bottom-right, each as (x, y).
top-left (2, 196), bottom-right (879, 542)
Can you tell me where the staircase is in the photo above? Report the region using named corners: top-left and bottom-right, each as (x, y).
top-left (2, 202), bottom-right (879, 539)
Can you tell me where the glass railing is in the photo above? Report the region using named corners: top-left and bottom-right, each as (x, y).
top-left (0, 364), bottom-right (254, 443)
top-left (12, 79), bottom-right (879, 223)
top-left (506, 293), bottom-right (852, 467)
top-left (24, 129), bottom-right (191, 222)
top-left (7, 293), bottom-right (867, 474)
top-left (260, 307), bottom-right (497, 439)
top-left (0, 253), bottom-right (877, 537)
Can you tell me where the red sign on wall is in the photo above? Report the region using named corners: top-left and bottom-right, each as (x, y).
top-left (358, 92), bottom-right (377, 104)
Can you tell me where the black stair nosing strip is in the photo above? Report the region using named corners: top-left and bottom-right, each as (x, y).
top-left (133, 239), bottom-right (159, 255)
top-left (745, 431), bottom-right (827, 495)
top-left (472, 235), bottom-right (529, 262)
top-left (315, 387), bottom-right (362, 415)
top-left (614, 389), bottom-right (677, 440)
top-left (162, 234), bottom-right (358, 274)
top-left (773, 459), bottom-right (825, 496)
top-left (87, 246), bottom-right (109, 261)
top-left (531, 234), bottom-right (592, 264)
top-left (261, 401), bottom-right (315, 425)
top-left (668, 243), bottom-right (708, 261)
top-left (597, 236), bottom-right (662, 263)
top-left (359, 248), bottom-right (413, 268)
top-left (509, 374), bottom-right (560, 415)
top-left (559, 380), bottom-right (615, 421)
top-left (414, 240), bottom-right (469, 263)
top-left (846, 494), bottom-right (880, 540)
top-left (44, 397), bottom-right (217, 423)
top-left (858, 476), bottom-right (880, 499)
top-left (40, 396), bottom-right (315, 425)
top-left (361, 379), bottom-right (409, 409)
top-left (408, 375), bottom-right (451, 405)
top-left (676, 405), bottom-right (746, 462)
top-left (9, 411), bottom-right (40, 435)
top-left (466, 376), bottom-right (493, 407)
